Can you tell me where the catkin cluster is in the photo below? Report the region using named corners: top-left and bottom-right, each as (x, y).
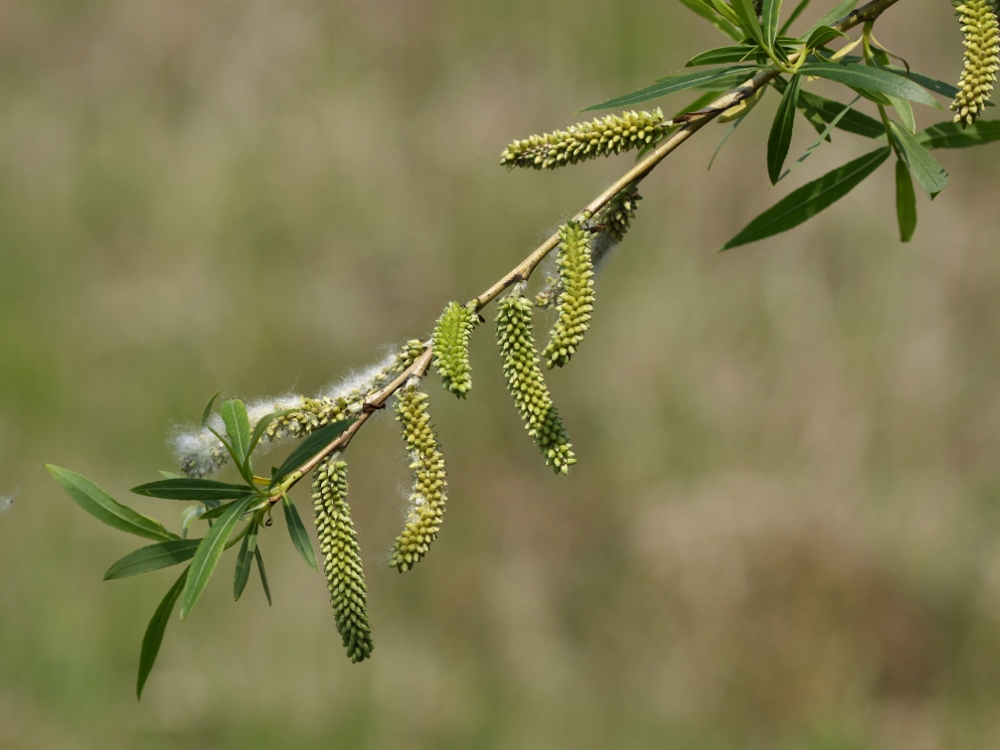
top-left (389, 380), bottom-right (448, 572)
top-left (542, 222), bottom-right (595, 369)
top-left (951, 0), bottom-right (1000, 126)
top-left (500, 109), bottom-right (667, 170)
top-left (432, 302), bottom-right (478, 397)
top-left (496, 292), bottom-right (576, 473)
top-left (312, 456), bottom-right (373, 663)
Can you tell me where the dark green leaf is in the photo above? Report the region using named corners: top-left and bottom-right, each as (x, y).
top-left (678, 0), bottom-right (744, 41)
top-left (721, 146), bottom-right (891, 250)
top-left (131, 478), bottom-right (254, 501)
top-left (686, 46), bottom-right (769, 67)
top-left (798, 63), bottom-right (941, 108)
top-left (180, 495), bottom-right (254, 620)
top-left (582, 67), bottom-right (759, 111)
top-left (798, 90), bottom-right (885, 138)
top-left (104, 540), bottom-right (201, 580)
top-left (254, 546), bottom-right (272, 606)
top-left (269, 419), bottom-right (354, 488)
top-left (779, 95), bottom-right (862, 182)
top-left (137, 567), bottom-right (188, 700)
top-left (234, 523), bottom-right (259, 601)
top-left (282, 495), bottom-right (318, 573)
top-left (883, 65), bottom-right (961, 101)
top-left (761, 0), bottom-right (782, 50)
top-left (768, 74), bottom-right (800, 184)
top-left (916, 120), bottom-right (1000, 149)
top-left (807, 0), bottom-right (856, 34)
top-left (221, 400), bottom-right (252, 467)
top-left (730, 0), bottom-right (765, 46)
top-left (804, 25), bottom-right (845, 50)
top-left (199, 498), bottom-right (252, 522)
top-left (704, 0), bottom-right (744, 28)
top-left (889, 120), bottom-right (949, 198)
top-left (48, 465), bottom-right (176, 542)
top-left (895, 160), bottom-right (917, 242)
top-left (200, 391), bottom-right (221, 429)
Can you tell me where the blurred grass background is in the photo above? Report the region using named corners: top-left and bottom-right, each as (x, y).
top-left (2, 1), bottom-right (1000, 748)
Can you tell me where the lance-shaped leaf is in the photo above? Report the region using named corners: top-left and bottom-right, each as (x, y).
top-left (282, 495), bottom-right (318, 572)
top-left (721, 146), bottom-right (891, 250)
top-left (678, 0), bottom-right (743, 41)
top-left (761, 0), bottom-right (782, 50)
top-left (768, 73), bottom-right (800, 184)
top-left (234, 522), bottom-right (259, 600)
top-left (48, 465), bottom-right (177, 542)
top-left (104, 539), bottom-right (201, 580)
top-left (131, 478), bottom-right (254, 502)
top-left (807, 0), bottom-right (857, 34)
top-left (221, 399), bottom-right (252, 467)
top-left (798, 90), bottom-right (884, 138)
top-left (888, 120), bottom-right (949, 198)
top-left (730, 0), bottom-right (765, 47)
top-left (895, 160), bottom-right (917, 243)
top-left (200, 391), bottom-right (221, 428)
top-left (254, 546), bottom-right (272, 605)
top-left (137, 567), bottom-right (188, 700)
top-left (583, 67), bottom-right (759, 111)
top-left (779, 95), bottom-right (862, 182)
top-left (269, 418), bottom-right (354, 488)
top-left (180, 495), bottom-right (254, 620)
top-left (687, 46), bottom-right (771, 67)
top-left (797, 63), bottom-right (941, 108)
top-left (916, 120), bottom-right (1000, 149)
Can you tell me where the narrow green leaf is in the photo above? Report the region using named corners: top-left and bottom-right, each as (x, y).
top-left (708, 113), bottom-right (748, 170)
top-left (137, 567), bottom-right (188, 700)
top-left (269, 419), bottom-right (354, 488)
top-left (200, 391), bottom-right (221, 429)
top-left (131, 478), bottom-right (254, 501)
top-left (806, 0), bottom-right (856, 34)
top-left (730, 0), bottom-right (765, 46)
top-left (721, 146), bottom-right (891, 250)
top-left (768, 74), bottom-right (800, 184)
top-left (199, 497), bottom-right (253, 522)
top-left (180, 505), bottom-right (204, 539)
top-left (104, 540), bottom-right (201, 580)
top-left (804, 25), bottom-right (846, 50)
top-left (234, 523), bottom-right (259, 601)
top-left (888, 120), bottom-right (949, 198)
top-left (221, 400), bottom-right (252, 467)
top-left (798, 63), bottom-right (941, 108)
top-left (281, 495), bottom-right (318, 572)
top-left (677, 0), bottom-right (744, 41)
top-left (48, 465), bottom-right (176, 542)
top-left (704, 0), bottom-right (744, 28)
top-left (762, 0), bottom-right (782, 50)
top-left (916, 120), bottom-right (1000, 149)
top-left (798, 90), bottom-right (886, 138)
top-left (779, 94), bottom-right (863, 182)
top-left (254, 546), bottom-right (272, 606)
top-left (895, 160), bottom-right (917, 242)
top-left (180, 496), bottom-right (254, 620)
top-left (686, 46), bottom-right (768, 67)
top-left (883, 65), bottom-right (962, 101)
top-left (582, 67), bottom-right (759, 111)
top-left (889, 96), bottom-right (915, 133)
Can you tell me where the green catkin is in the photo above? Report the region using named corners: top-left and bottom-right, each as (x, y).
top-left (432, 301), bottom-right (478, 397)
top-left (495, 291), bottom-right (576, 473)
top-left (534, 186), bottom-right (641, 309)
top-left (951, 0), bottom-right (1000, 126)
top-left (500, 109), bottom-right (667, 170)
top-left (542, 222), bottom-right (595, 369)
top-left (312, 456), bottom-right (373, 663)
top-left (389, 380), bottom-right (448, 572)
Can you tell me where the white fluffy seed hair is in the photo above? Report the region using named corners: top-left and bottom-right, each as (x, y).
top-left (318, 349), bottom-right (399, 400)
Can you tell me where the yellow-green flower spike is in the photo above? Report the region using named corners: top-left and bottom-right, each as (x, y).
top-left (500, 109), bottom-right (667, 170)
top-left (495, 291), bottom-right (576, 473)
top-left (432, 301), bottom-right (478, 398)
top-left (312, 456), bottom-right (373, 663)
top-left (389, 380), bottom-right (448, 572)
top-left (951, 0), bottom-right (1000, 127)
top-left (542, 222), bottom-right (595, 369)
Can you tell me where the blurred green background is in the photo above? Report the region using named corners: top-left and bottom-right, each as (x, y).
top-left (3, 1), bottom-right (1000, 748)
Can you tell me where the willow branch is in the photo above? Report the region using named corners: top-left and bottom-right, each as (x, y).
top-left (269, 0), bottom-right (904, 498)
